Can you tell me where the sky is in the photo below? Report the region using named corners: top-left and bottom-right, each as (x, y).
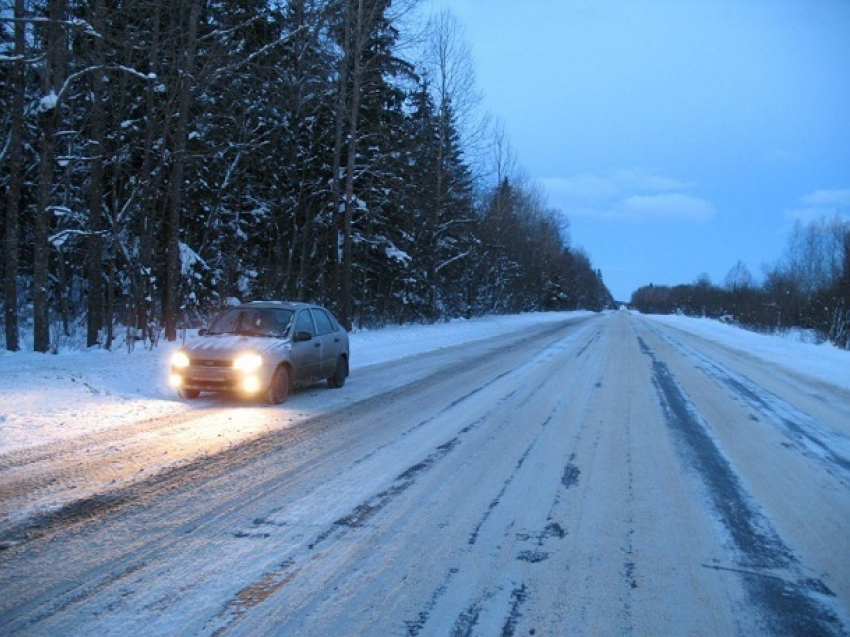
top-left (419, 0), bottom-right (850, 301)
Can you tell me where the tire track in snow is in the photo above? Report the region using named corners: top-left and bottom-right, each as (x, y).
top-left (308, 377), bottom-right (523, 550)
top-left (1, 318), bottom-right (593, 546)
top-left (402, 342), bottom-right (598, 637)
top-left (208, 408), bottom-right (504, 634)
top-left (0, 322), bottom-right (564, 546)
top-left (448, 581), bottom-right (529, 637)
top-left (467, 417), bottom-right (548, 547)
top-left (2, 318), bottom-right (594, 636)
top-left (646, 323), bottom-right (850, 483)
top-left (209, 359), bottom-right (543, 634)
top-left (639, 334), bottom-right (845, 636)
top-left (243, 375), bottom-right (549, 635)
top-left (413, 397), bottom-right (593, 635)
top-left (405, 567), bottom-right (460, 636)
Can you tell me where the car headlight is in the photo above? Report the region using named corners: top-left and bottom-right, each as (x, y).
top-left (233, 353), bottom-right (262, 372)
top-left (172, 351), bottom-right (190, 368)
top-left (242, 375), bottom-right (261, 393)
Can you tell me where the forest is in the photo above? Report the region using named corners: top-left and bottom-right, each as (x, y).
top-left (630, 215), bottom-right (850, 350)
top-left (1, 0), bottom-right (612, 353)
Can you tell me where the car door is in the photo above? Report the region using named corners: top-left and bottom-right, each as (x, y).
top-left (311, 308), bottom-right (343, 377)
top-left (290, 309), bottom-right (321, 382)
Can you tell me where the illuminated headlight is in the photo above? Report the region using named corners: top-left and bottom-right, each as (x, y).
top-left (170, 373), bottom-right (184, 387)
top-left (172, 351), bottom-right (190, 368)
top-left (242, 376), bottom-right (261, 393)
top-left (233, 353), bottom-right (262, 372)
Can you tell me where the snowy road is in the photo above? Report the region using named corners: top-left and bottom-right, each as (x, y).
top-left (1, 312), bottom-right (848, 635)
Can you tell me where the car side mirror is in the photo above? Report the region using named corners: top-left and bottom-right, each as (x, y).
top-left (293, 331), bottom-right (313, 342)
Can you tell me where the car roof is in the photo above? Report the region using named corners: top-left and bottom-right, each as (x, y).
top-left (236, 301), bottom-right (319, 311)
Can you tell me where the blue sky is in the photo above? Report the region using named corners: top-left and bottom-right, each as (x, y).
top-left (420, 0), bottom-right (850, 301)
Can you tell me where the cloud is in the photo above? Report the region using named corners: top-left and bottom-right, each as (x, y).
top-left (538, 169), bottom-right (715, 224)
top-left (784, 188), bottom-right (850, 223)
top-left (799, 189), bottom-right (850, 207)
top-left (621, 193), bottom-right (716, 222)
top-left (610, 169), bottom-right (693, 193)
top-left (540, 173), bottom-right (619, 201)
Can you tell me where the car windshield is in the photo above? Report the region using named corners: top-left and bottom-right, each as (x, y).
top-left (206, 308), bottom-right (294, 337)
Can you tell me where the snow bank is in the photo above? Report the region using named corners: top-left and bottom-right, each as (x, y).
top-left (650, 313), bottom-right (850, 390)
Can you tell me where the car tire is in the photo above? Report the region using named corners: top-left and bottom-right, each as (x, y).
top-left (266, 366), bottom-right (291, 404)
top-left (327, 356), bottom-right (348, 388)
top-left (178, 388), bottom-right (200, 399)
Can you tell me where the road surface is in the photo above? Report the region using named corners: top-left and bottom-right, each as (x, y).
top-left (1, 311), bottom-right (848, 635)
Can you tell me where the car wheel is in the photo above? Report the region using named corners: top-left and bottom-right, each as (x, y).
top-left (178, 388), bottom-right (200, 399)
top-left (327, 356), bottom-right (348, 388)
top-left (266, 366), bottom-right (291, 404)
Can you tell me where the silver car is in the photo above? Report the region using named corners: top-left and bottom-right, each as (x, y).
top-left (170, 301), bottom-right (349, 404)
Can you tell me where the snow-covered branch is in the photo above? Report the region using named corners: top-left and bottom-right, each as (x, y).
top-left (435, 249), bottom-right (474, 274)
top-left (208, 26), bottom-right (307, 82)
top-left (40, 65), bottom-right (154, 112)
top-left (49, 228), bottom-right (108, 248)
top-left (0, 15), bottom-right (101, 37)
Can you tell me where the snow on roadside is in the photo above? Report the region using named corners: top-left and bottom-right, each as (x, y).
top-left (0, 312), bottom-right (586, 455)
top-left (649, 313), bottom-right (850, 391)
top-left (1, 310), bottom-right (847, 456)
top-left (349, 311), bottom-right (591, 369)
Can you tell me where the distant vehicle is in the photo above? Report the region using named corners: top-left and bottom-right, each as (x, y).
top-left (170, 301), bottom-right (349, 404)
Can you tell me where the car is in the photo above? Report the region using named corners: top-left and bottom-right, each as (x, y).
top-left (169, 301), bottom-right (349, 404)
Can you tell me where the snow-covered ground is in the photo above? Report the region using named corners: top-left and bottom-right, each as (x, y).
top-left (0, 312), bottom-right (590, 455)
top-left (1, 310), bottom-right (848, 635)
top-left (652, 313), bottom-right (850, 390)
top-left (1, 310), bottom-right (846, 456)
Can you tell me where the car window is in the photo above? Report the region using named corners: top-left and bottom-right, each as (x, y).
top-left (259, 309), bottom-right (293, 336)
top-left (208, 308), bottom-right (293, 336)
top-left (311, 309), bottom-right (336, 335)
top-left (208, 309), bottom-right (242, 334)
top-left (294, 310), bottom-right (315, 336)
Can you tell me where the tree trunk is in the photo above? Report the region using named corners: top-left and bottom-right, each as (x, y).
top-left (106, 256), bottom-right (116, 350)
top-left (135, 0), bottom-right (163, 338)
top-left (86, 0), bottom-right (107, 347)
top-left (3, 0), bottom-right (26, 352)
top-left (339, 0), bottom-right (365, 331)
top-left (34, 0), bottom-right (68, 352)
top-left (163, 0), bottom-right (201, 341)
top-left (330, 0), bottom-right (352, 323)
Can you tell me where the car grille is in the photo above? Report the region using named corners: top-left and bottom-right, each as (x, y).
top-left (188, 358), bottom-right (231, 368)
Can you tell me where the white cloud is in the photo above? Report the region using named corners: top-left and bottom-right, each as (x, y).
top-left (784, 188), bottom-right (850, 223)
top-left (538, 169), bottom-right (715, 224)
top-left (621, 193), bottom-right (716, 222)
top-left (799, 189), bottom-right (850, 207)
top-left (539, 169), bottom-right (689, 201)
top-left (539, 174), bottom-right (620, 201)
top-left (610, 169), bottom-right (692, 193)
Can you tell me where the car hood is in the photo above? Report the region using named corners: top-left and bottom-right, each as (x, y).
top-left (184, 334), bottom-right (289, 359)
